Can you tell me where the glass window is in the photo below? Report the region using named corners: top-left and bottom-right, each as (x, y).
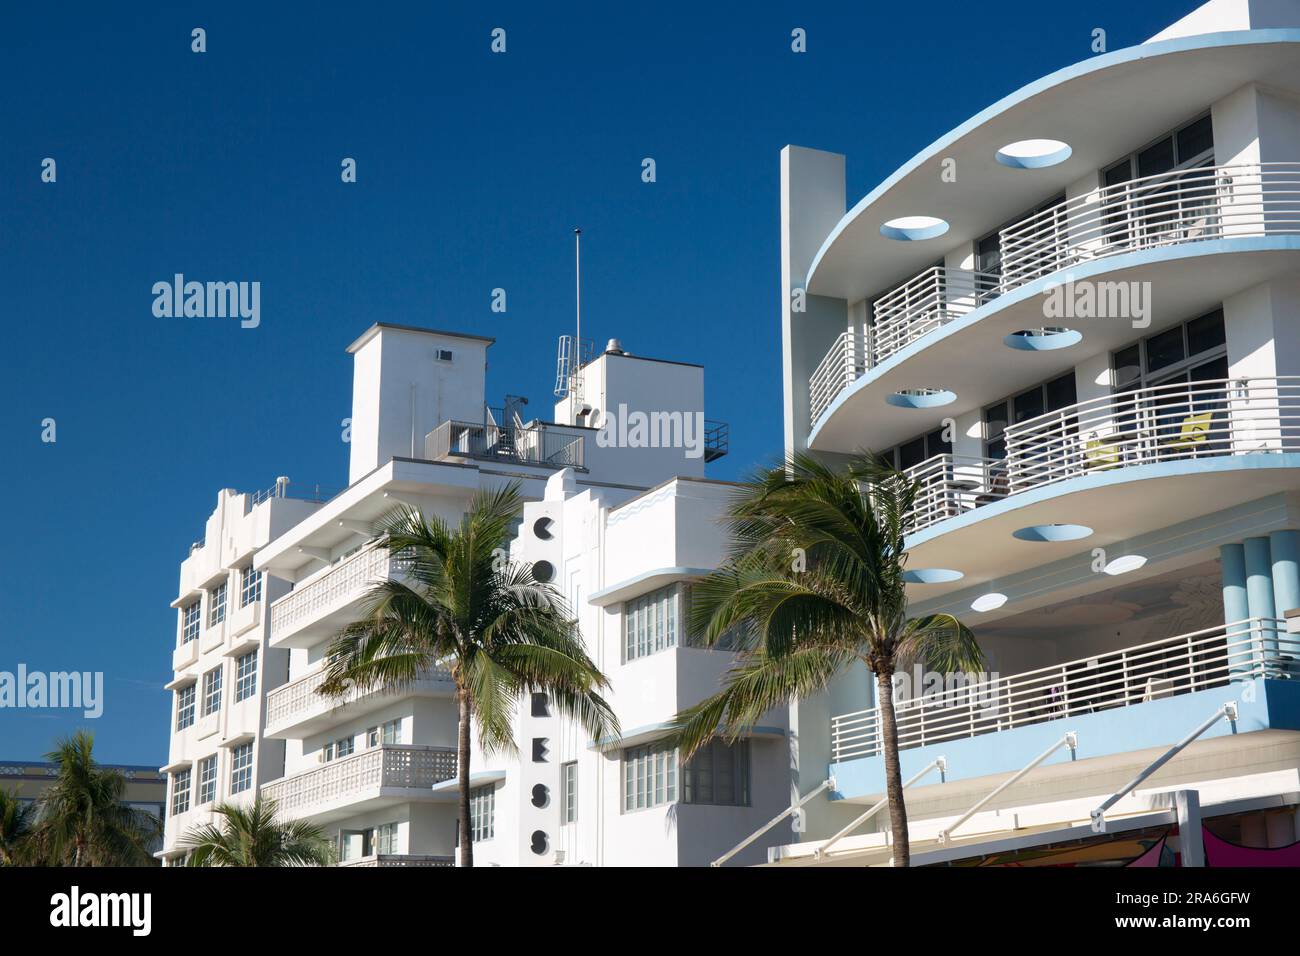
top-left (1176, 115), bottom-right (1214, 164)
top-left (1146, 325), bottom-right (1186, 372)
top-left (376, 822), bottom-right (398, 855)
top-left (1187, 309), bottom-right (1226, 355)
top-left (239, 566), bottom-right (262, 608)
top-left (176, 684), bottom-right (196, 730)
top-left (182, 601), bottom-right (201, 644)
top-left (197, 755), bottom-right (217, 805)
top-left (1045, 372), bottom-right (1077, 413)
top-left (229, 743), bottom-right (253, 794)
top-left (622, 742), bottom-right (678, 811)
top-left (897, 436), bottom-right (927, 471)
top-left (469, 785), bottom-right (495, 842)
top-left (984, 401), bottom-right (1010, 460)
top-left (562, 761), bottom-right (578, 824)
top-left (208, 582), bottom-right (227, 627)
top-left (1112, 308), bottom-right (1227, 390)
top-left (234, 650), bottom-right (257, 703)
top-left (171, 769), bottom-right (191, 815)
top-left (624, 584), bottom-right (680, 661)
top-left (335, 736), bottom-right (355, 758)
top-left (201, 666), bottom-right (222, 717)
top-left (1137, 136), bottom-right (1176, 178)
top-left (1113, 344), bottom-right (1142, 391)
top-left (682, 739), bottom-right (751, 807)
top-left (382, 719), bottom-right (401, 745)
top-left (1012, 386), bottom-right (1045, 426)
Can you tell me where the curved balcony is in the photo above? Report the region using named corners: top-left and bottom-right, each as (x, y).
top-left (264, 663), bottom-right (454, 739)
top-left (805, 30), bottom-right (1300, 302)
top-left (262, 744), bottom-right (456, 823)
top-left (269, 543), bottom-right (406, 649)
top-left (831, 618), bottom-right (1293, 763)
top-left (808, 163), bottom-right (1300, 439)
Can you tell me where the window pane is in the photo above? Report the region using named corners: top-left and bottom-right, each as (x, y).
top-left (976, 232), bottom-right (1001, 275)
top-left (1012, 387), bottom-right (1044, 425)
top-left (1137, 136), bottom-right (1175, 178)
top-left (1045, 372), bottom-right (1077, 412)
top-left (897, 437), bottom-right (926, 470)
top-left (1103, 159), bottom-right (1133, 188)
top-left (1186, 309), bottom-right (1225, 356)
top-left (925, 427), bottom-right (952, 457)
top-left (1114, 345), bottom-right (1142, 390)
top-left (1146, 325), bottom-right (1185, 372)
top-left (1176, 115), bottom-right (1213, 163)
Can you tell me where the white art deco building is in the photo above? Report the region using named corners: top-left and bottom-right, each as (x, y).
top-left (771, 0), bottom-right (1300, 865)
top-left (162, 0), bottom-right (1300, 868)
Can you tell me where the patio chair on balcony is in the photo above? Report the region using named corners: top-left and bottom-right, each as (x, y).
top-left (1083, 435), bottom-right (1122, 471)
top-left (1160, 410), bottom-right (1213, 458)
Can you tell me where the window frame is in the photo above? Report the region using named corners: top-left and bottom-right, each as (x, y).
top-left (561, 761), bottom-right (578, 825)
top-left (201, 666), bottom-right (223, 717)
top-left (197, 754), bottom-right (218, 805)
top-left (171, 769), bottom-right (192, 815)
top-left (208, 581), bottom-right (227, 627)
top-left (234, 650), bottom-right (258, 703)
top-left (175, 683), bottom-right (196, 730)
top-left (239, 565), bottom-right (262, 608)
top-left (229, 742), bottom-right (253, 795)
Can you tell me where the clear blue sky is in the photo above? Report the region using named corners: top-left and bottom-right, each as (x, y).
top-left (0, 0), bottom-right (1198, 763)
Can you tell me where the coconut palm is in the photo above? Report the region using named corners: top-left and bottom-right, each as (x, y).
top-left (179, 796), bottom-right (334, 866)
top-left (0, 787), bottom-right (37, 865)
top-left (33, 730), bottom-right (160, 866)
top-left (320, 483), bottom-right (618, 867)
top-left (666, 452), bottom-right (983, 867)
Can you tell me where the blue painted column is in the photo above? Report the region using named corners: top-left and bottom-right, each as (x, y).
top-left (1270, 530), bottom-right (1300, 617)
top-left (1246, 536), bottom-right (1277, 670)
top-left (1221, 543), bottom-right (1250, 679)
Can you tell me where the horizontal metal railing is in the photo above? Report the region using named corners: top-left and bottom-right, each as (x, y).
top-left (809, 331), bottom-right (865, 427)
top-left (902, 454), bottom-right (1007, 532)
top-left (871, 266), bottom-right (1000, 365)
top-left (269, 543), bottom-right (404, 640)
top-left (262, 745), bottom-right (457, 817)
top-left (1002, 376), bottom-right (1300, 494)
top-left (999, 162), bottom-right (1300, 289)
top-left (265, 662), bottom-right (453, 732)
top-left (339, 854), bottom-right (456, 867)
top-left (426, 420), bottom-right (585, 470)
top-left (831, 618), bottom-right (1294, 762)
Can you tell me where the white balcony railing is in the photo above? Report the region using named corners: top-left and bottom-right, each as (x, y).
top-left (270, 543), bottom-right (405, 641)
top-left (895, 377), bottom-right (1300, 533)
top-left (809, 331), bottom-right (865, 426)
top-left (999, 162), bottom-right (1300, 289)
top-left (807, 164), bottom-right (1300, 432)
top-left (339, 854), bottom-right (456, 867)
top-left (831, 618), bottom-right (1295, 763)
top-left (871, 266), bottom-right (1000, 366)
top-left (1002, 376), bottom-right (1300, 493)
top-left (262, 745), bottom-right (457, 818)
top-left (265, 663), bottom-right (454, 734)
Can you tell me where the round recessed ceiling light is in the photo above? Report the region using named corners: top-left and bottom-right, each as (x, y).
top-left (902, 568), bottom-right (965, 584)
top-left (1004, 327), bottom-right (1083, 351)
top-left (1104, 554), bottom-right (1148, 576)
top-left (995, 139), bottom-right (1073, 169)
top-left (880, 216), bottom-right (950, 241)
top-left (885, 388), bottom-right (956, 409)
top-left (1012, 523), bottom-right (1094, 542)
top-left (971, 592), bottom-right (1008, 613)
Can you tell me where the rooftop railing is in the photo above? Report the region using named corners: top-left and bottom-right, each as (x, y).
top-left (426, 420), bottom-right (585, 470)
top-left (831, 617), bottom-right (1294, 763)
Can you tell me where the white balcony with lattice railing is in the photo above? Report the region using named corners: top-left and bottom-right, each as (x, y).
top-left (261, 744), bottom-right (457, 822)
top-left (338, 854), bottom-right (456, 867)
top-left (269, 543), bottom-right (406, 649)
top-left (831, 618), bottom-right (1294, 764)
top-left (264, 663), bottom-right (454, 739)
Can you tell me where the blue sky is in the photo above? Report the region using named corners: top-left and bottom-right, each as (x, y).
top-left (0, 0), bottom-right (1199, 764)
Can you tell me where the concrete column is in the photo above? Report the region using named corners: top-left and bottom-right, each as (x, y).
top-left (1175, 790), bottom-right (1204, 867)
top-left (1221, 543), bottom-right (1250, 679)
top-left (1247, 536), bottom-right (1278, 665)
top-left (1270, 530), bottom-right (1300, 617)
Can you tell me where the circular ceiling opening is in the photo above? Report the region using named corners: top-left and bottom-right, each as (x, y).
top-left (1104, 554), bottom-right (1148, 576)
top-left (886, 388), bottom-right (956, 409)
top-left (1004, 327), bottom-right (1082, 351)
top-left (995, 139), bottom-right (1072, 169)
top-left (902, 568), bottom-right (964, 584)
top-left (1012, 523), bottom-right (1093, 543)
top-left (879, 216), bottom-right (949, 241)
top-left (971, 592), bottom-right (1008, 613)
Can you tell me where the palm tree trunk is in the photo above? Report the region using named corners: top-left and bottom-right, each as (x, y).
top-left (876, 669), bottom-right (910, 867)
top-left (457, 691), bottom-right (473, 868)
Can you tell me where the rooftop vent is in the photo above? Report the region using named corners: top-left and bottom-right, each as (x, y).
top-left (604, 338), bottom-right (625, 355)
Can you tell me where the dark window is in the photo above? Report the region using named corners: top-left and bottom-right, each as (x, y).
top-left (1104, 159), bottom-right (1133, 188)
top-left (977, 232), bottom-right (1002, 276)
top-left (926, 427), bottom-right (952, 456)
top-left (1176, 115), bottom-right (1214, 163)
top-left (1146, 325), bottom-right (1186, 372)
top-left (1138, 137), bottom-right (1176, 178)
top-left (1186, 309), bottom-right (1226, 355)
top-left (1012, 387), bottom-right (1044, 426)
top-left (984, 402), bottom-right (1009, 460)
top-left (1114, 345), bottom-right (1142, 391)
top-left (897, 436), bottom-right (927, 470)
top-left (1045, 372), bottom-right (1077, 412)
top-left (530, 692), bottom-right (549, 717)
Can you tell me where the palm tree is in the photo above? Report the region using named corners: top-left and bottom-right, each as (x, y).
top-left (667, 452), bottom-right (983, 867)
top-left (34, 730), bottom-right (160, 866)
top-left (0, 787), bottom-right (36, 865)
top-left (320, 483), bottom-right (619, 867)
top-left (179, 796), bottom-right (334, 866)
